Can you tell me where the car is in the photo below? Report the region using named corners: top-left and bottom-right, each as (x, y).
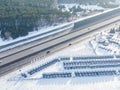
top-left (69, 43), bottom-right (72, 46)
top-left (0, 61), bottom-right (2, 63)
top-left (46, 51), bottom-right (50, 54)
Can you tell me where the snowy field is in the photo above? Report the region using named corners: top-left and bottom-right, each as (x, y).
top-left (0, 5), bottom-right (120, 90)
top-left (1, 36), bottom-right (120, 90)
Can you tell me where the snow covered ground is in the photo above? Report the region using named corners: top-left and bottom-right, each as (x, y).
top-left (59, 4), bottom-right (104, 12)
top-left (0, 5), bottom-right (120, 90)
top-left (1, 36), bottom-right (120, 90)
top-left (90, 26), bottom-right (120, 55)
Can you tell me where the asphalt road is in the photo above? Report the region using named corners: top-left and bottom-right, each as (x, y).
top-left (0, 11), bottom-right (120, 76)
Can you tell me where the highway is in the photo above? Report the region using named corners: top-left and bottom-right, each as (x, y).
top-left (0, 23), bottom-right (73, 58)
top-left (1, 7), bottom-right (120, 59)
top-left (0, 23), bottom-right (74, 52)
top-left (0, 8), bottom-right (120, 76)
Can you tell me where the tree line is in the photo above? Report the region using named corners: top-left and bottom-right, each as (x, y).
top-left (0, 0), bottom-right (71, 40)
